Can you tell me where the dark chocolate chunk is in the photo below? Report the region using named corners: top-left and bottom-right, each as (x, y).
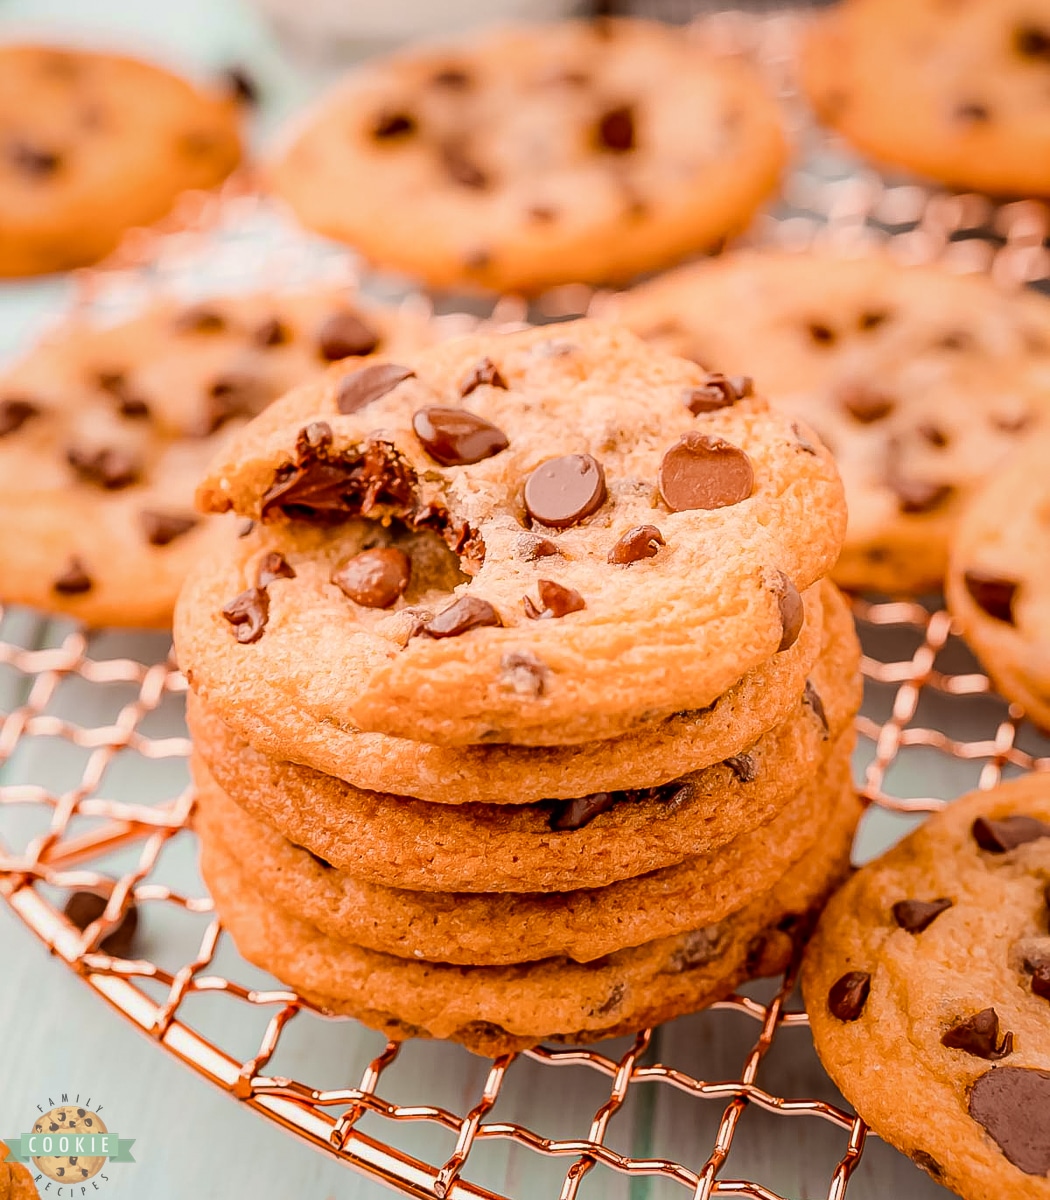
top-left (1033, 965), bottom-right (1050, 1001)
top-left (460, 357), bottom-right (507, 396)
top-left (252, 317), bottom-right (290, 348)
top-left (523, 579), bottom-right (586, 620)
top-left (63, 887), bottom-right (138, 957)
top-left (595, 104), bottom-right (636, 152)
top-left (973, 815), bottom-right (1050, 852)
top-left (549, 790), bottom-right (618, 831)
top-left (684, 373), bottom-right (751, 414)
top-left (412, 407), bottom-right (509, 466)
top-left (942, 1008), bottom-right (1013, 1060)
top-left (336, 363), bottom-right (414, 414)
top-left (331, 547), bottom-right (411, 609)
top-left (841, 384), bottom-right (895, 423)
top-left (803, 680), bottom-right (829, 735)
top-left (892, 898), bottom-right (952, 933)
top-left (140, 510), bottom-right (198, 547)
top-left (963, 570), bottom-right (1018, 624)
top-left (221, 587), bottom-right (269, 644)
top-left (500, 650), bottom-right (549, 697)
top-left (524, 453), bottom-right (607, 529)
top-left (7, 138), bottom-right (61, 176)
top-left (423, 595), bottom-right (502, 638)
top-left (256, 551), bottom-right (296, 588)
top-left (318, 311), bottom-right (380, 361)
top-left (827, 970), bottom-right (871, 1021)
top-left (658, 433), bottom-right (753, 513)
top-left (372, 110), bottom-right (417, 140)
top-left (262, 439), bottom-right (416, 522)
top-left (67, 445), bottom-right (140, 490)
top-left (969, 1067), bottom-right (1050, 1175)
top-left (775, 571), bottom-right (804, 652)
top-left (725, 753), bottom-right (757, 783)
top-left (0, 396), bottom-right (39, 436)
top-left (608, 524), bottom-right (664, 565)
top-left (52, 557), bottom-right (92, 595)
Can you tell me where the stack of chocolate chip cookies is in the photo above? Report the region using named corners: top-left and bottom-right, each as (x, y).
top-left (175, 319), bottom-right (862, 1055)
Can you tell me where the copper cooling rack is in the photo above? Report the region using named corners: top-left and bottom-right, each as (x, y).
top-left (4, 9), bottom-right (1050, 1200)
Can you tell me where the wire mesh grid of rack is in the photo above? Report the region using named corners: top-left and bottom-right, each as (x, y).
top-left (3, 9), bottom-right (1050, 1200)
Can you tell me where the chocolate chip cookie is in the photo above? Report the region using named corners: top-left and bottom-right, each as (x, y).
top-left (268, 18), bottom-right (786, 293)
top-left (201, 764), bottom-right (860, 1056)
top-left (186, 578), bottom-right (858, 892)
top-left (947, 434), bottom-right (1050, 731)
top-left (802, 776), bottom-right (1050, 1199)
top-left (0, 1145), bottom-right (38, 1200)
top-left (606, 250), bottom-right (1050, 592)
top-left (0, 289), bottom-right (447, 627)
top-left (182, 320), bottom-right (846, 745)
top-left (0, 45), bottom-right (241, 276)
top-left (801, 0), bottom-right (1050, 195)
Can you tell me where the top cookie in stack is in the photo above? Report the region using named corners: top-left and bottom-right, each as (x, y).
top-left (176, 320), bottom-right (856, 1053)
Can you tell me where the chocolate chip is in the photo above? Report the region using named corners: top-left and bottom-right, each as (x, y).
top-left (524, 454), bottom-right (607, 529)
top-left (439, 141), bottom-right (489, 189)
top-left (841, 384), bottom-right (895, 423)
top-left (595, 104), bottom-right (635, 152)
top-left (969, 1067), bottom-right (1050, 1175)
top-left (296, 421), bottom-right (333, 458)
top-left (858, 309), bottom-right (891, 331)
top-left (67, 446), bottom-right (140, 490)
top-left (775, 572), bottom-right (803, 652)
top-left (910, 1151), bottom-right (943, 1179)
top-left (117, 394), bottom-right (150, 418)
top-left (666, 926), bottom-right (725, 973)
top-left (943, 1008), bottom-right (1014, 1060)
top-left (803, 680), bottom-right (829, 735)
top-left (63, 888), bottom-right (138, 957)
top-left (892, 898), bottom-right (952, 933)
top-left (1033, 965), bottom-right (1050, 1001)
top-left (412, 407), bottom-right (509, 466)
top-left (917, 422), bottom-right (949, 448)
top-left (460, 357), bottom-right (507, 396)
top-left (938, 330), bottom-right (974, 351)
top-left (53, 557), bottom-right (91, 595)
top-left (973, 815), bottom-right (1050, 852)
top-left (889, 474), bottom-right (953, 515)
top-left (252, 317), bottom-right (290, 348)
top-left (431, 66), bottom-right (472, 88)
top-left (199, 371), bottom-right (267, 433)
top-left (423, 595), bottom-right (501, 638)
top-left (372, 110), bottom-right (416, 140)
top-left (608, 524), bottom-right (664, 565)
top-left (336, 363), bottom-right (414, 414)
top-left (828, 971), bottom-right (870, 1021)
top-left (807, 321), bottom-right (836, 345)
top-left (516, 533), bottom-right (560, 561)
top-left (262, 440), bottom-right (416, 522)
top-left (0, 396), bottom-right (39, 436)
top-left (256, 551), bottom-right (296, 588)
top-left (222, 64), bottom-right (259, 105)
top-left (222, 588), bottom-right (269, 644)
top-left (463, 248), bottom-right (491, 271)
top-left (725, 753), bottom-right (757, 783)
top-left (523, 580), bottom-right (585, 620)
top-left (318, 311), bottom-right (380, 361)
top-left (658, 433), bottom-right (753, 513)
top-left (963, 570), bottom-right (1018, 624)
top-left (7, 139), bottom-right (61, 176)
top-left (956, 100), bottom-right (991, 122)
top-left (593, 982), bottom-right (625, 1017)
top-left (173, 306), bottom-right (226, 334)
top-left (684, 373), bottom-right (751, 414)
top-left (140, 510), bottom-right (198, 547)
top-left (500, 650), bottom-right (548, 697)
top-left (331, 547), bottom-right (411, 609)
top-left (549, 791), bottom-right (618, 831)
top-left (1016, 24), bottom-right (1050, 59)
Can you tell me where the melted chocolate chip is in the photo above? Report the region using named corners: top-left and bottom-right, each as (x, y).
top-left (252, 317), bottom-right (290, 348)
top-left (658, 433), bottom-right (753, 513)
top-left (52, 557), bottom-right (92, 595)
top-left (963, 570), bottom-right (1018, 624)
top-left (500, 650), bottom-right (548, 697)
top-left (318, 311), bottom-right (380, 361)
top-left (608, 524), bottom-right (664, 565)
top-left (549, 780), bottom-right (688, 832)
top-left (516, 533), bottom-right (560, 561)
top-left (969, 1067), bottom-right (1050, 1175)
top-left (943, 1008), bottom-right (1014, 1060)
top-left (828, 971), bottom-right (871, 1021)
top-left (684, 373), bottom-right (752, 414)
top-left (1033, 965), bottom-right (1050, 1001)
top-left (256, 551), bottom-right (296, 588)
top-left (0, 396), bottom-right (39, 436)
top-left (595, 104), bottom-right (636, 152)
top-left (460, 357), bottom-right (507, 396)
top-left (973, 815), bottom-right (1050, 852)
top-left (372, 110), bottom-right (417, 140)
top-left (841, 385), bottom-right (895, 423)
top-left (524, 454), bottom-right (607, 529)
top-left (296, 421), bottom-right (333, 458)
top-left (222, 65), bottom-right (259, 105)
top-left (67, 446), bottom-right (140, 490)
top-left (140, 510), bottom-right (198, 547)
top-left (910, 1151), bottom-right (943, 1179)
top-left (336, 363), bottom-right (414, 414)
top-left (1015, 24), bottom-right (1050, 59)
top-left (412, 407), bottom-right (509, 466)
top-left (725, 753), bottom-right (757, 783)
top-left (892, 898), bottom-right (952, 933)
top-left (331, 547), bottom-right (411, 609)
top-left (63, 888), bottom-right (138, 957)
top-left (803, 680), bottom-right (829, 735)
top-left (775, 572), bottom-right (804, 652)
top-left (222, 587), bottom-right (269, 644)
top-left (423, 596), bottom-right (501, 638)
top-left (173, 306), bottom-right (226, 334)
top-left (440, 141), bottom-right (489, 189)
top-left (523, 579), bottom-right (585, 620)
top-left (7, 139), bottom-right (61, 176)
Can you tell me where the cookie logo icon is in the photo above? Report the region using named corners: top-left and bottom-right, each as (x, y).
top-left (31, 1107), bottom-right (107, 1183)
top-left (4, 1095), bottom-right (135, 1193)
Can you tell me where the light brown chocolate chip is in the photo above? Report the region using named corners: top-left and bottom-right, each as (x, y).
top-left (460, 357), bottom-right (507, 396)
top-left (658, 433), bottom-right (753, 513)
top-left (523, 580), bottom-right (585, 620)
top-left (52, 556), bottom-right (92, 595)
top-left (256, 552), bottom-right (296, 588)
top-left (608, 525), bottom-right (665, 565)
top-left (775, 571), bottom-right (803, 652)
top-left (524, 454), bottom-right (607, 529)
top-left (221, 587), bottom-right (269, 644)
top-left (331, 548), bottom-right (411, 609)
top-left (336, 363), bottom-right (415, 414)
top-left (140, 510), bottom-right (198, 547)
top-left (423, 595), bottom-right (502, 638)
top-left (684, 373), bottom-right (752, 415)
top-left (318, 311), bottom-right (380, 361)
